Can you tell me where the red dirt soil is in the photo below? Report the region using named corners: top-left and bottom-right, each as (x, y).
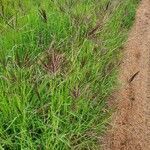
top-left (103, 0), bottom-right (150, 149)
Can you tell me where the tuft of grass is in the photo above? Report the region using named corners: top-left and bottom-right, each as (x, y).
top-left (0, 0), bottom-right (139, 149)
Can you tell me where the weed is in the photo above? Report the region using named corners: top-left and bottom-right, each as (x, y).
top-left (0, 0), bottom-right (139, 149)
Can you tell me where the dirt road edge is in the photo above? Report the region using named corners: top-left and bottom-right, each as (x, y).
top-left (103, 0), bottom-right (150, 149)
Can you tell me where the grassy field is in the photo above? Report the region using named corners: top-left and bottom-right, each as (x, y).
top-left (0, 0), bottom-right (139, 149)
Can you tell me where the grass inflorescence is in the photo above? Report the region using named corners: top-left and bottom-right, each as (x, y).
top-left (0, 0), bottom-right (139, 149)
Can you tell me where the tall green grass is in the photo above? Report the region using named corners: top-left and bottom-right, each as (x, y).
top-left (0, 0), bottom-right (139, 149)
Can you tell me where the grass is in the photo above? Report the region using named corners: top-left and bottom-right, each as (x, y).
top-left (0, 0), bottom-right (139, 149)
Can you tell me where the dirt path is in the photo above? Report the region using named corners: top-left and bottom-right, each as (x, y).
top-left (103, 0), bottom-right (150, 149)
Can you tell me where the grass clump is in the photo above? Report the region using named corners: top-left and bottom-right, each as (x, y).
top-left (0, 0), bottom-right (139, 149)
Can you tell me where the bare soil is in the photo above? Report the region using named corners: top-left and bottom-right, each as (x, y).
top-left (103, 0), bottom-right (150, 149)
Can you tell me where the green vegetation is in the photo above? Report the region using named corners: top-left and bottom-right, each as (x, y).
top-left (0, 0), bottom-right (139, 149)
